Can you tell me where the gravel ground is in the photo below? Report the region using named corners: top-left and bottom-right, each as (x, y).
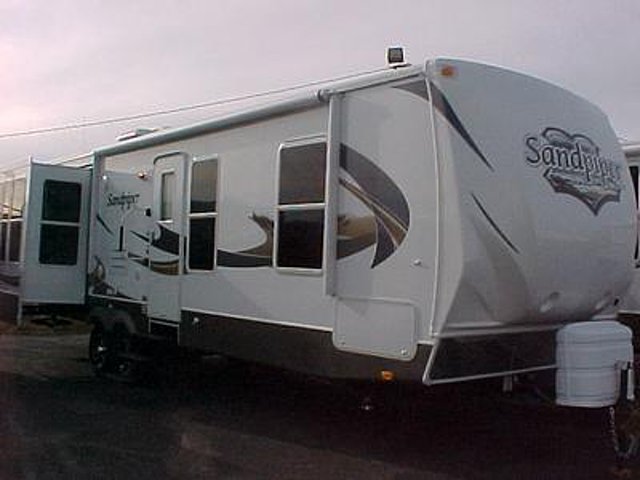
top-left (0, 332), bottom-right (633, 479)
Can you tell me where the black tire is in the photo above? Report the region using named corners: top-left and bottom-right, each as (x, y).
top-left (89, 323), bottom-right (140, 382)
top-left (89, 324), bottom-right (112, 376)
top-left (110, 327), bottom-right (138, 383)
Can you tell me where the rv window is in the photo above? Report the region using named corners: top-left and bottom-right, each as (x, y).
top-left (42, 180), bottom-right (81, 222)
top-left (631, 166), bottom-right (639, 263)
top-left (5, 178), bottom-right (27, 263)
top-left (190, 160), bottom-right (217, 213)
top-left (2, 183), bottom-right (11, 220)
top-left (0, 223), bottom-right (6, 262)
top-left (276, 140), bottom-right (327, 271)
top-left (11, 179), bottom-right (25, 219)
top-left (9, 221), bottom-right (21, 262)
top-left (188, 218), bottom-right (215, 270)
top-left (188, 158), bottom-right (218, 271)
top-left (39, 225), bottom-right (79, 265)
top-left (631, 166), bottom-right (639, 208)
top-left (278, 142), bottom-right (326, 205)
top-left (0, 184), bottom-right (4, 262)
top-left (40, 180), bottom-right (82, 266)
top-left (160, 171), bottom-right (175, 221)
top-left (277, 209), bottom-right (324, 269)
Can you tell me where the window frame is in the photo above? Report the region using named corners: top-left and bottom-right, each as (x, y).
top-left (274, 136), bottom-right (327, 275)
top-left (8, 177), bottom-right (26, 263)
top-left (39, 179), bottom-right (82, 266)
top-left (159, 169), bottom-right (176, 223)
top-left (0, 181), bottom-right (7, 262)
top-left (186, 155), bottom-right (219, 273)
top-left (38, 224), bottom-right (81, 266)
top-left (630, 164), bottom-right (640, 267)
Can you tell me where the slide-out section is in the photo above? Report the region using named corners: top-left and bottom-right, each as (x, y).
top-left (21, 163), bottom-right (91, 312)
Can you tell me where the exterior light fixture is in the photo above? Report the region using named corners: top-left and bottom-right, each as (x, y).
top-left (387, 47), bottom-right (406, 68)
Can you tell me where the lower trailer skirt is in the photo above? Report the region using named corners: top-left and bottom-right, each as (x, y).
top-left (424, 330), bottom-right (557, 384)
top-left (180, 309), bottom-right (431, 382)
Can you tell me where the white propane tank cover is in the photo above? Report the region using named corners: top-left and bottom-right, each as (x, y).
top-left (556, 321), bottom-right (633, 408)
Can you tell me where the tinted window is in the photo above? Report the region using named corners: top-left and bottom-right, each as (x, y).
top-left (631, 166), bottom-right (639, 263)
top-left (42, 181), bottom-right (81, 222)
top-left (277, 210), bottom-right (324, 269)
top-left (12, 179), bottom-right (25, 219)
top-left (187, 158), bottom-right (218, 271)
top-left (279, 143), bottom-right (326, 205)
top-left (190, 160), bottom-right (217, 213)
top-left (160, 172), bottom-right (175, 221)
top-left (189, 218), bottom-right (215, 270)
top-left (631, 166), bottom-right (639, 207)
top-left (2, 184), bottom-right (11, 220)
top-left (8, 221), bottom-right (21, 262)
top-left (39, 225), bottom-right (79, 265)
top-left (0, 223), bottom-right (6, 261)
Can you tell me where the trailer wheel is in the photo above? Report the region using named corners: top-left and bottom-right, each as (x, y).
top-left (89, 324), bottom-right (111, 376)
top-left (110, 326), bottom-right (139, 383)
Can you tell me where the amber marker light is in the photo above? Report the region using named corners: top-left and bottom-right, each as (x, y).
top-left (379, 370), bottom-right (395, 382)
top-left (440, 64), bottom-right (457, 78)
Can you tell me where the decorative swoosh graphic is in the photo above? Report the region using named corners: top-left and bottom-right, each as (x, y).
top-left (100, 147), bottom-right (410, 272)
top-left (471, 193), bottom-right (519, 254)
top-left (395, 78), bottom-right (487, 173)
top-left (339, 177), bottom-right (407, 266)
top-left (96, 214), bottom-right (114, 235)
top-left (130, 231), bottom-right (150, 243)
top-left (336, 214), bottom-right (377, 259)
top-left (128, 252), bottom-right (150, 267)
top-left (339, 144), bottom-right (410, 267)
top-left (218, 144), bottom-right (410, 269)
top-left (394, 80), bottom-right (430, 102)
top-left (151, 224), bottom-right (180, 255)
top-left (137, 225), bottom-right (181, 275)
top-left (428, 81), bottom-right (493, 172)
top-left (149, 259), bottom-right (179, 275)
top-left (217, 214), bottom-right (274, 267)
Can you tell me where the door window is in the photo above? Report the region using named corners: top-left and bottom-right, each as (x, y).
top-left (160, 171), bottom-right (175, 222)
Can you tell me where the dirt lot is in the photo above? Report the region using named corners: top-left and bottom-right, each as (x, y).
top-left (0, 329), bottom-right (634, 479)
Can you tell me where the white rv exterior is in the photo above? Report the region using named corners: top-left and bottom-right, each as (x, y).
top-left (3, 59), bottom-right (635, 389)
top-left (0, 155), bottom-right (92, 322)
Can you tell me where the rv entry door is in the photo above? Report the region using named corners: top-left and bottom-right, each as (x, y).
top-left (147, 153), bottom-right (188, 323)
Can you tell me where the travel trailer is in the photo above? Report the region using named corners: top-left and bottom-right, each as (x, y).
top-left (621, 142), bottom-right (640, 315)
top-left (1, 58), bottom-right (636, 406)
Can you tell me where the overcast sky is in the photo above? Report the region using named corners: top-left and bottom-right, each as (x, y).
top-left (1, 0), bottom-right (639, 166)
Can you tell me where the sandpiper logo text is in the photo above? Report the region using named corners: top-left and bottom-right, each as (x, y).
top-left (107, 192), bottom-right (140, 210)
top-left (524, 127), bottom-right (622, 215)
